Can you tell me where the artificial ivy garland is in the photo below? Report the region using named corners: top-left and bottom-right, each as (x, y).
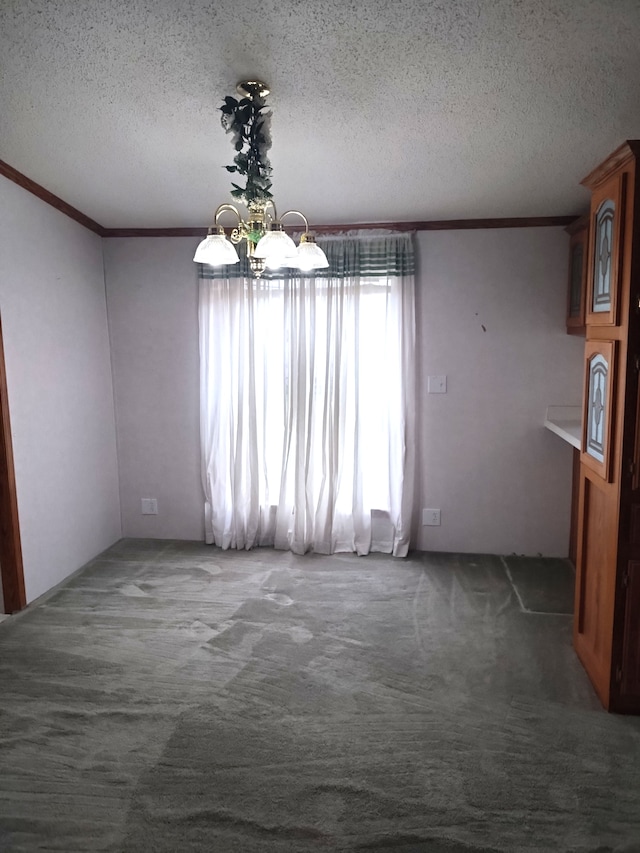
top-left (220, 94), bottom-right (273, 206)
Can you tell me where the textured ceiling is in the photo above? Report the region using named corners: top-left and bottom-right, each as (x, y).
top-left (1, 0), bottom-right (640, 228)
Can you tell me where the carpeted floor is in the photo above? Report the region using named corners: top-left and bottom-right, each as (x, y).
top-left (1, 540), bottom-right (640, 852)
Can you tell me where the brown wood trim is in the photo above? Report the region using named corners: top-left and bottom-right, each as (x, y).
top-left (0, 159), bottom-right (105, 236)
top-left (310, 216), bottom-right (578, 232)
top-left (104, 227), bottom-right (209, 238)
top-left (581, 141), bottom-right (640, 191)
top-left (0, 315), bottom-right (26, 613)
top-left (103, 215), bottom-right (578, 238)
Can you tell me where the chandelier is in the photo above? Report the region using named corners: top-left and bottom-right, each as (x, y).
top-left (193, 81), bottom-right (329, 278)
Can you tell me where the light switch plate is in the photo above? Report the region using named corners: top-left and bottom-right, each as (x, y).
top-left (428, 375), bottom-right (447, 394)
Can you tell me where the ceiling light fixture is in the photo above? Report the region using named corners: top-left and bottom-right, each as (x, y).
top-left (193, 81), bottom-right (329, 278)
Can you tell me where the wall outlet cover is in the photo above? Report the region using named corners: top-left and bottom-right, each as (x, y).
top-left (141, 498), bottom-right (158, 515)
top-left (422, 508), bottom-right (441, 526)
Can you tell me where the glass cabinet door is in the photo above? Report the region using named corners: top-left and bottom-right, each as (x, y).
top-left (582, 340), bottom-right (616, 481)
top-left (586, 173), bottom-right (625, 327)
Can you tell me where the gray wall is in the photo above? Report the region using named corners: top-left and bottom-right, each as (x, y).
top-left (105, 228), bottom-right (583, 557)
top-left (0, 189), bottom-right (583, 609)
top-left (414, 228), bottom-right (583, 555)
top-left (0, 177), bottom-right (121, 603)
top-left (104, 238), bottom-right (203, 541)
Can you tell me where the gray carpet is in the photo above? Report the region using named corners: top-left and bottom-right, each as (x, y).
top-left (1, 540), bottom-right (640, 852)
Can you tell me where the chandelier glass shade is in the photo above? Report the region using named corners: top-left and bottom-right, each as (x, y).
top-left (192, 230), bottom-right (241, 265)
top-left (253, 224), bottom-right (296, 260)
top-left (193, 81), bottom-right (329, 277)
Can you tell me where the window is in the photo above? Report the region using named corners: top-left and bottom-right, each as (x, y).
top-left (199, 234), bottom-right (416, 556)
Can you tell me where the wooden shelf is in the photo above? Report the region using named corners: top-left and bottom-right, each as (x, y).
top-left (544, 405), bottom-right (582, 450)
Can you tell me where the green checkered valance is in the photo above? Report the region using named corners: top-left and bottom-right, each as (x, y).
top-left (198, 233), bottom-right (415, 280)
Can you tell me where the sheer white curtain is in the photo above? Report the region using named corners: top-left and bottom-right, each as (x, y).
top-left (198, 233), bottom-right (415, 556)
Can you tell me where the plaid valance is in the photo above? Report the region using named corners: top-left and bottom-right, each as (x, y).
top-left (198, 233), bottom-right (415, 280)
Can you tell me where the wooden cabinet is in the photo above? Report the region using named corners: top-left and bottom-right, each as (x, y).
top-left (566, 215), bottom-right (588, 335)
top-left (574, 140), bottom-right (640, 713)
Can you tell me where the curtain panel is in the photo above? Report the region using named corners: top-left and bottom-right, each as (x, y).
top-left (198, 233), bottom-right (416, 557)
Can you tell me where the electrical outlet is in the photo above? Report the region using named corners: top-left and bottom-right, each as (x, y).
top-left (422, 508), bottom-right (441, 526)
top-left (141, 498), bottom-right (158, 515)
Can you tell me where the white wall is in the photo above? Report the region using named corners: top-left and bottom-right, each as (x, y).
top-left (105, 228), bottom-right (583, 557)
top-left (0, 176), bottom-right (121, 603)
top-left (103, 238), bottom-right (203, 540)
top-left (414, 228), bottom-right (584, 556)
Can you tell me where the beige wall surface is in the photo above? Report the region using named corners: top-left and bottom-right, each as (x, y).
top-left (105, 228), bottom-right (583, 557)
top-left (0, 177), bottom-right (121, 603)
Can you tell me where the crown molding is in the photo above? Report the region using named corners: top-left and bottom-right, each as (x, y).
top-left (0, 160), bottom-right (105, 236)
top-left (103, 227), bottom-right (207, 237)
top-left (102, 216), bottom-right (577, 238)
top-left (308, 216), bottom-right (577, 233)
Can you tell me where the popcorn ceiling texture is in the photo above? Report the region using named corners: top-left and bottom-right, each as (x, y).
top-left (1, 0), bottom-right (640, 227)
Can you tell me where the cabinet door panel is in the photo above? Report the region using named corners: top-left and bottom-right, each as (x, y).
top-left (586, 173), bottom-right (625, 327)
top-left (574, 470), bottom-right (617, 707)
top-left (581, 340), bottom-right (616, 481)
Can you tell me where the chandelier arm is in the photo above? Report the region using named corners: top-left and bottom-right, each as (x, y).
top-left (265, 200), bottom-right (278, 223)
top-left (214, 203), bottom-right (243, 228)
top-left (279, 210), bottom-right (310, 233)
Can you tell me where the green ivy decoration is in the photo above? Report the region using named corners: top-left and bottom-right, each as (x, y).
top-left (220, 95), bottom-right (273, 206)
